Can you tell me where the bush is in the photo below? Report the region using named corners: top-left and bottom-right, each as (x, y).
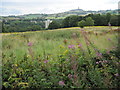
top-left (48, 21), bottom-right (60, 29)
top-left (78, 20), bottom-right (86, 28)
top-left (85, 17), bottom-right (94, 26)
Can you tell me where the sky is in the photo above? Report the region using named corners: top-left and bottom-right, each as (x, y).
top-left (0, 0), bottom-right (120, 16)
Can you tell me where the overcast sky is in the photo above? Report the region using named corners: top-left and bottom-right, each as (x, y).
top-left (0, 0), bottom-right (120, 16)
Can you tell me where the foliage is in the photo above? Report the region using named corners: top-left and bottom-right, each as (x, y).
top-left (48, 21), bottom-right (61, 29)
top-left (78, 20), bottom-right (86, 28)
top-left (86, 14), bottom-right (119, 26)
top-left (2, 13), bottom-right (119, 33)
top-left (106, 13), bottom-right (111, 23)
top-left (2, 27), bottom-right (120, 88)
top-left (78, 17), bottom-right (94, 28)
top-left (2, 19), bottom-right (45, 33)
top-left (110, 15), bottom-right (119, 26)
top-left (85, 17), bottom-right (94, 26)
top-left (62, 13), bottom-right (119, 28)
top-left (62, 15), bottom-right (83, 28)
top-left (89, 14), bottom-right (107, 26)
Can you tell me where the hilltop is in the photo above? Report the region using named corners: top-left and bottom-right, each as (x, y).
top-left (1, 9), bottom-right (119, 20)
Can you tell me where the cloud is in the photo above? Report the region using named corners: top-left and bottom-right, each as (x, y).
top-left (105, 0), bottom-right (119, 4)
top-left (3, 0), bottom-right (73, 3)
top-left (1, 0), bottom-right (119, 16)
top-left (0, 7), bottom-right (22, 16)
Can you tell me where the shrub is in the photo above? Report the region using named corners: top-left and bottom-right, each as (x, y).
top-left (85, 17), bottom-right (94, 26)
top-left (78, 20), bottom-right (86, 28)
top-left (48, 21), bottom-right (60, 29)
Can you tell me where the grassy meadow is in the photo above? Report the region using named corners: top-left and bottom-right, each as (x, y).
top-left (2, 26), bottom-right (120, 88)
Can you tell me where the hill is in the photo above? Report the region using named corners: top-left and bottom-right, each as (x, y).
top-left (20, 9), bottom-right (119, 19)
top-left (1, 9), bottom-right (119, 20)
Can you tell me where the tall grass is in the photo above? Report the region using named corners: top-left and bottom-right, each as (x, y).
top-left (2, 26), bottom-right (120, 88)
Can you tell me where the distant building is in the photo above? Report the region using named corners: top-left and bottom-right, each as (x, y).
top-left (45, 19), bottom-right (52, 28)
top-left (30, 20), bottom-right (37, 23)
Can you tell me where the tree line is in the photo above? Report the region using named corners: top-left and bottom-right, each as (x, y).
top-left (48, 13), bottom-right (119, 29)
top-left (1, 19), bottom-right (45, 33)
top-left (1, 13), bottom-right (119, 33)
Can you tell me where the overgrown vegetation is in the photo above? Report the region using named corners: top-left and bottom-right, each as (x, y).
top-left (2, 26), bottom-right (120, 88)
top-left (61, 13), bottom-right (119, 28)
top-left (78, 17), bottom-right (94, 28)
top-left (1, 19), bottom-right (45, 33)
top-left (1, 13), bottom-right (120, 32)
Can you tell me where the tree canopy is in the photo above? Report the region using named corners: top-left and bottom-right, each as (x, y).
top-left (48, 21), bottom-right (60, 29)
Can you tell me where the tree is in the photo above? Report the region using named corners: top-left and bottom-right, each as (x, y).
top-left (110, 15), bottom-right (118, 26)
top-left (85, 17), bottom-right (94, 26)
top-left (89, 14), bottom-right (107, 26)
top-left (78, 20), bottom-right (86, 28)
top-left (62, 15), bottom-right (83, 27)
top-left (1, 22), bottom-right (5, 33)
top-left (106, 13), bottom-right (111, 24)
top-left (48, 21), bottom-right (60, 29)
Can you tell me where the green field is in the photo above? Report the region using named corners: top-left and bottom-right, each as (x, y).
top-left (2, 26), bottom-right (120, 88)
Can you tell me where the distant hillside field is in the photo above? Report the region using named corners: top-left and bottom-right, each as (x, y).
top-left (1, 9), bottom-right (119, 19)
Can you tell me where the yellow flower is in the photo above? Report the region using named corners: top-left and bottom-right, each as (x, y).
top-left (14, 64), bottom-right (18, 67)
top-left (63, 50), bottom-right (68, 55)
top-left (59, 45), bottom-right (64, 48)
top-left (111, 56), bottom-right (115, 59)
top-left (27, 55), bottom-right (30, 58)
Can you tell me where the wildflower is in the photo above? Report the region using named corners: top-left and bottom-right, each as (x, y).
top-left (68, 74), bottom-right (73, 79)
top-left (28, 42), bottom-right (33, 46)
top-left (27, 55), bottom-right (30, 58)
top-left (44, 60), bottom-right (49, 63)
top-left (111, 56), bottom-right (114, 59)
top-left (94, 48), bottom-right (97, 51)
top-left (114, 73), bottom-right (119, 77)
top-left (72, 33), bottom-right (77, 38)
top-left (108, 22), bottom-right (111, 26)
top-left (78, 43), bottom-right (82, 48)
top-left (96, 62), bottom-right (99, 64)
top-left (102, 60), bottom-right (108, 63)
top-left (81, 28), bottom-right (84, 31)
top-left (98, 60), bottom-right (108, 64)
top-left (116, 62), bottom-right (119, 65)
top-left (99, 61), bottom-right (102, 63)
top-left (63, 39), bottom-right (67, 44)
top-left (112, 46), bottom-right (116, 49)
top-left (96, 52), bottom-right (102, 57)
top-left (66, 59), bottom-right (69, 61)
top-left (63, 50), bottom-right (68, 55)
top-left (14, 64), bottom-right (18, 67)
top-left (108, 38), bottom-right (111, 41)
top-left (106, 50), bottom-right (110, 54)
top-left (73, 75), bottom-right (77, 79)
top-left (59, 81), bottom-right (65, 86)
top-left (59, 45), bottom-right (64, 48)
top-left (68, 45), bottom-right (75, 49)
